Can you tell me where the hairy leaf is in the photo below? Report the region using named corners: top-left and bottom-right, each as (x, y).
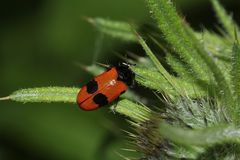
top-left (159, 122), bottom-right (240, 147)
top-left (86, 17), bottom-right (137, 41)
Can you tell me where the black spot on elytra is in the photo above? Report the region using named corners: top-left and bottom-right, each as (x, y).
top-left (86, 79), bottom-right (98, 94)
top-left (93, 93), bottom-right (108, 107)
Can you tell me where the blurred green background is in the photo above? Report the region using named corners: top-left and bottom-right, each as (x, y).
top-left (0, 0), bottom-right (239, 160)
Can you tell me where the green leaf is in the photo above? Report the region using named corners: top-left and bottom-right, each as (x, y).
top-left (137, 34), bottom-right (183, 96)
top-left (211, 0), bottom-right (238, 39)
top-left (166, 97), bottom-right (227, 130)
top-left (133, 67), bottom-right (206, 98)
top-left (167, 144), bottom-right (204, 159)
top-left (113, 99), bottom-right (151, 123)
top-left (159, 122), bottom-right (240, 147)
top-left (195, 31), bottom-right (232, 84)
top-left (86, 17), bottom-right (137, 42)
top-left (145, 0), bottom-right (210, 82)
top-left (231, 43), bottom-right (240, 99)
top-left (184, 27), bottom-right (234, 113)
top-left (76, 63), bottom-right (106, 76)
top-left (195, 31), bottom-right (232, 60)
top-left (4, 87), bottom-right (79, 103)
top-left (166, 54), bottom-right (197, 82)
top-left (231, 42), bottom-right (240, 121)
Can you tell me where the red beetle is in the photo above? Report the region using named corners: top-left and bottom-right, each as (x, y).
top-left (77, 62), bottom-right (135, 110)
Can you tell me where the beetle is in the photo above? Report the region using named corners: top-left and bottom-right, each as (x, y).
top-left (77, 62), bottom-right (135, 110)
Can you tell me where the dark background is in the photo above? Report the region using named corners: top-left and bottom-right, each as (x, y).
top-left (0, 0), bottom-right (239, 160)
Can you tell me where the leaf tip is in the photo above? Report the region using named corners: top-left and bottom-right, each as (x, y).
top-left (81, 16), bottom-right (95, 25)
top-left (0, 96), bottom-right (10, 101)
top-left (234, 25), bottom-right (239, 44)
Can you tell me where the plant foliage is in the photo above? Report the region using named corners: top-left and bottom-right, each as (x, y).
top-left (1, 0), bottom-right (240, 159)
